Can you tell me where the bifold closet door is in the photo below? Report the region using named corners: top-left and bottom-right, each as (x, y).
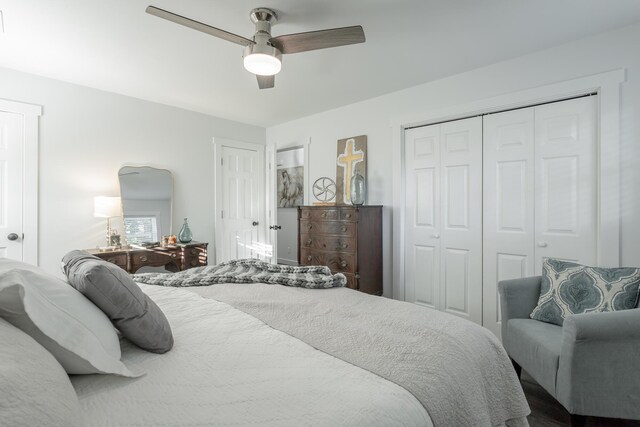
top-left (483, 96), bottom-right (598, 338)
top-left (405, 117), bottom-right (482, 324)
top-left (482, 108), bottom-right (535, 337)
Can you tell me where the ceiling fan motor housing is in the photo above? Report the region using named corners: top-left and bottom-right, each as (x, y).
top-left (244, 7), bottom-right (282, 75)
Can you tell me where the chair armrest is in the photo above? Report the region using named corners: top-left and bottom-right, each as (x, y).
top-left (498, 276), bottom-right (541, 341)
top-left (557, 309), bottom-right (640, 418)
top-left (563, 308), bottom-right (640, 341)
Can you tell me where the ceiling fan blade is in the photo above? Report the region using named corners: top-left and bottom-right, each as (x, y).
top-left (146, 5), bottom-right (253, 47)
top-left (256, 75), bottom-right (275, 90)
top-left (270, 25), bottom-right (365, 54)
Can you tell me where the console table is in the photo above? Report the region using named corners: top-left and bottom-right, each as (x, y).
top-left (87, 242), bottom-right (208, 273)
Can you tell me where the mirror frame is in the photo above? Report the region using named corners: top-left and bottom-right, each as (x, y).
top-left (118, 164), bottom-right (174, 242)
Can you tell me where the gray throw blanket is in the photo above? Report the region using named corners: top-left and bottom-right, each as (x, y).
top-left (132, 259), bottom-right (346, 289)
top-left (186, 283), bottom-right (531, 427)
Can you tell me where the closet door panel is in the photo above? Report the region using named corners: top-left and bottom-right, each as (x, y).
top-left (404, 125), bottom-right (441, 309)
top-left (440, 117), bottom-right (482, 324)
top-left (482, 108), bottom-right (535, 338)
top-left (534, 96), bottom-right (597, 270)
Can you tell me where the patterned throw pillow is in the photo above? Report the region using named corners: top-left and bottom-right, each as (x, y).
top-left (530, 259), bottom-right (640, 326)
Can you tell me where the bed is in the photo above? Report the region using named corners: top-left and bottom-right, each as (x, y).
top-left (1, 257), bottom-right (530, 426)
top-left (72, 282), bottom-right (529, 426)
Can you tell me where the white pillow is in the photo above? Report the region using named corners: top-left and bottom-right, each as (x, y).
top-left (0, 258), bottom-right (139, 376)
top-left (0, 317), bottom-right (81, 427)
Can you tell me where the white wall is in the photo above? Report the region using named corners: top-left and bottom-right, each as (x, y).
top-left (267, 22), bottom-right (640, 297)
top-left (0, 67), bottom-right (265, 276)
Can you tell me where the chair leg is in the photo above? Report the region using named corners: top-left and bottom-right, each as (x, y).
top-left (511, 358), bottom-right (522, 380)
top-left (570, 414), bottom-right (586, 427)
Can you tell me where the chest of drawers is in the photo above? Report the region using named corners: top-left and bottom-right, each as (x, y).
top-left (298, 206), bottom-right (382, 295)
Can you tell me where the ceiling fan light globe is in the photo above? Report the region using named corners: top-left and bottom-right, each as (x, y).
top-left (243, 53), bottom-right (281, 76)
top-left (243, 43), bottom-right (282, 76)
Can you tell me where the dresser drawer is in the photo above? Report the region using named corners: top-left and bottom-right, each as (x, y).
top-left (340, 209), bottom-right (356, 221)
top-left (300, 249), bottom-right (356, 274)
top-left (299, 220), bottom-right (356, 237)
top-left (99, 253), bottom-right (127, 269)
top-left (300, 234), bottom-right (356, 253)
top-left (131, 250), bottom-right (180, 271)
top-left (300, 208), bottom-right (339, 221)
top-left (184, 245), bottom-right (208, 268)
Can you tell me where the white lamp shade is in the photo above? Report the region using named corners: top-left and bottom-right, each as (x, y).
top-left (94, 196), bottom-right (121, 218)
top-left (243, 53), bottom-right (282, 76)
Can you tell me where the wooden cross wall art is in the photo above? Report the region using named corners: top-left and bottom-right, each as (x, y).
top-left (336, 135), bottom-right (367, 205)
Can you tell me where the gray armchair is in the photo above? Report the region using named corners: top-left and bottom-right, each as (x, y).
top-left (499, 276), bottom-right (640, 426)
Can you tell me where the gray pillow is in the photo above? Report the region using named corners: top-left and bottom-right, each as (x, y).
top-left (530, 258), bottom-right (640, 326)
top-left (62, 250), bottom-right (173, 353)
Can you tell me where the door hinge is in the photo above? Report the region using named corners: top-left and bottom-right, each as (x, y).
top-left (221, 210), bottom-right (224, 219)
top-left (221, 158), bottom-right (224, 166)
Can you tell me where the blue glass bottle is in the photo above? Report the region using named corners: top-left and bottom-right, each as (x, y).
top-left (178, 218), bottom-right (193, 243)
top-left (350, 171), bottom-right (366, 206)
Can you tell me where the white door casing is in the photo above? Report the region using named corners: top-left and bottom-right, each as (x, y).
top-left (265, 145), bottom-right (277, 264)
top-left (482, 96), bottom-right (597, 337)
top-left (214, 139), bottom-right (265, 263)
top-left (404, 116), bottom-right (483, 324)
top-left (0, 111), bottom-right (24, 260)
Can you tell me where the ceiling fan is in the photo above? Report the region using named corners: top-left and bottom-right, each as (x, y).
top-left (146, 5), bottom-right (366, 89)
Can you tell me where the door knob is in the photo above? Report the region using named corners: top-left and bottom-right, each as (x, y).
top-left (269, 225), bottom-right (282, 230)
top-left (537, 241), bottom-right (548, 248)
top-left (252, 221), bottom-right (259, 226)
top-left (7, 233), bottom-right (19, 241)
top-left (430, 234), bottom-right (440, 239)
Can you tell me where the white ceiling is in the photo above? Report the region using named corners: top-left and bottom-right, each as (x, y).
top-left (1, 0), bottom-right (640, 127)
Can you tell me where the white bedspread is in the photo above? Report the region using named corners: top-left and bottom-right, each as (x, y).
top-left (71, 284), bottom-right (432, 427)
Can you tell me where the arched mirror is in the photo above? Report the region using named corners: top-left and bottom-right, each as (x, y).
top-left (118, 166), bottom-right (173, 245)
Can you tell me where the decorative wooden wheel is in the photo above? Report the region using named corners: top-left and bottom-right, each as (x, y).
top-left (312, 177), bottom-right (337, 203)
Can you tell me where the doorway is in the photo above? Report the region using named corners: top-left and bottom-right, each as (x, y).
top-left (214, 138), bottom-right (266, 263)
top-left (0, 99), bottom-right (41, 264)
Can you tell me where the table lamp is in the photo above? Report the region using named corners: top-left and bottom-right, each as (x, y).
top-left (94, 196), bottom-right (122, 248)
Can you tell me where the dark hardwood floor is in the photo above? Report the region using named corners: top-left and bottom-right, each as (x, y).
top-left (522, 371), bottom-right (640, 426)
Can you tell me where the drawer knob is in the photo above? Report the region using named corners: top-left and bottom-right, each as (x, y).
top-left (341, 226), bottom-right (347, 232)
top-left (345, 213), bottom-right (351, 218)
top-left (139, 256), bottom-right (148, 262)
top-left (191, 249), bottom-right (198, 255)
top-left (342, 243), bottom-right (348, 249)
top-left (307, 255), bottom-right (312, 262)
top-left (321, 212), bottom-right (326, 217)
top-left (107, 258), bottom-right (118, 264)
top-left (307, 225), bottom-right (312, 230)
top-left (340, 261), bottom-right (347, 268)
top-left (171, 253), bottom-right (177, 258)
top-left (191, 260), bottom-right (198, 266)
top-left (306, 239), bottom-right (312, 245)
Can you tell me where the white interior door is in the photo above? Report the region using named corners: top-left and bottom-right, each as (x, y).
top-left (439, 118), bottom-right (483, 324)
top-left (483, 108), bottom-right (535, 337)
top-left (404, 117), bottom-right (482, 324)
top-left (0, 111), bottom-right (24, 261)
top-left (483, 96), bottom-right (598, 338)
top-left (534, 96), bottom-right (597, 269)
top-left (215, 141), bottom-right (265, 263)
top-left (404, 124), bottom-right (441, 309)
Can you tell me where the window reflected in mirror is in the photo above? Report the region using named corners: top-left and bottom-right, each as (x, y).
top-left (118, 166), bottom-right (173, 244)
